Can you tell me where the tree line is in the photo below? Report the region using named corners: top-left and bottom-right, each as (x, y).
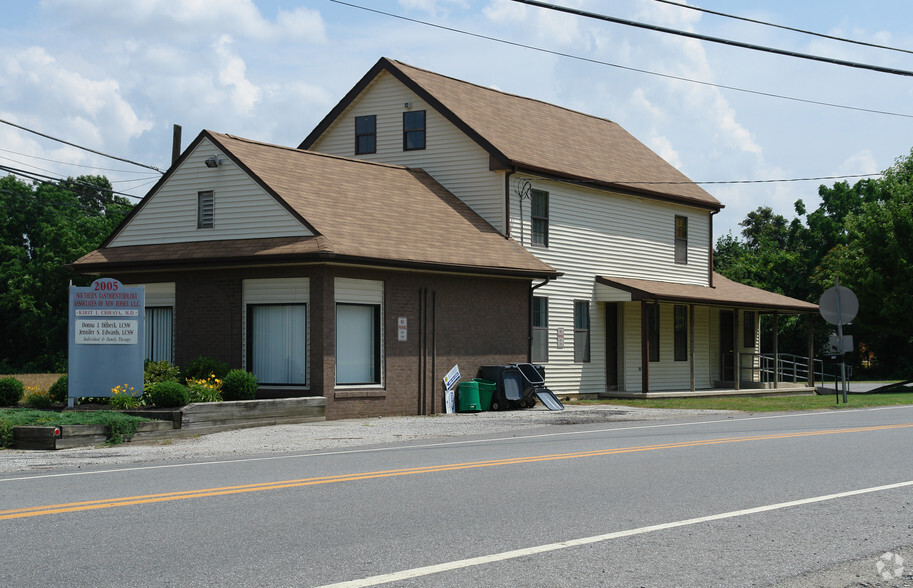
top-left (714, 148), bottom-right (913, 378)
top-left (0, 174), bottom-right (133, 372)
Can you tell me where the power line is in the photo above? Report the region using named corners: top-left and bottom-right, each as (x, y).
top-left (0, 164), bottom-right (143, 201)
top-left (509, 0), bottom-right (913, 77)
top-left (329, 1), bottom-right (913, 119)
top-left (0, 146), bottom-right (158, 175)
top-left (0, 117), bottom-right (164, 173)
top-left (652, 0), bottom-right (913, 56)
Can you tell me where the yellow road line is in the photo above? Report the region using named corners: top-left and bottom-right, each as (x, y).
top-left (3, 422), bottom-right (910, 521)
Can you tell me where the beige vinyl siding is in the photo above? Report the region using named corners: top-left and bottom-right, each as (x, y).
top-left (309, 72), bottom-right (506, 232)
top-left (109, 138), bottom-right (312, 247)
top-left (514, 176), bottom-right (712, 396)
top-left (617, 302), bottom-right (712, 392)
top-left (241, 278), bottom-right (310, 388)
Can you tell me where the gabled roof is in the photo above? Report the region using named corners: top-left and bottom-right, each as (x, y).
top-left (300, 57), bottom-right (721, 210)
top-left (70, 131), bottom-right (558, 279)
top-left (596, 272), bottom-right (818, 313)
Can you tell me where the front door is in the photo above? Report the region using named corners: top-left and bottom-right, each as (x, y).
top-left (720, 310), bottom-right (734, 381)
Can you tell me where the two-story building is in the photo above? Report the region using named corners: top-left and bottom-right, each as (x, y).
top-left (299, 57), bottom-right (818, 398)
top-left (70, 57), bottom-right (817, 417)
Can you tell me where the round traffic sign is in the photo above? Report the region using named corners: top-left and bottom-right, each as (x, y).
top-left (819, 285), bottom-right (858, 325)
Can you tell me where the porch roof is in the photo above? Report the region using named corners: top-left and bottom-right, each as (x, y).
top-left (595, 272), bottom-right (818, 313)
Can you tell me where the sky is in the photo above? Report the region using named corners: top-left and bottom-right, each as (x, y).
top-left (2, 0), bottom-right (912, 240)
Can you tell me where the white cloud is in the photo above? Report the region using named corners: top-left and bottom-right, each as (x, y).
top-left (39, 0), bottom-right (326, 43)
top-left (213, 35), bottom-right (261, 114)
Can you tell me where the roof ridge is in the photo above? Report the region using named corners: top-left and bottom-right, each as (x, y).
top-left (386, 58), bottom-right (620, 127)
top-left (208, 131), bottom-right (412, 172)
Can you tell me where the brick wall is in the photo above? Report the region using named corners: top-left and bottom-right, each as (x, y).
top-left (117, 265), bottom-right (532, 420)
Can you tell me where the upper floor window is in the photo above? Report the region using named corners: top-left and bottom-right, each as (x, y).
top-left (198, 190), bottom-right (214, 229)
top-left (355, 115), bottom-right (376, 155)
top-left (403, 110), bottom-right (426, 150)
top-left (674, 215), bottom-right (688, 264)
top-left (531, 189), bottom-right (549, 247)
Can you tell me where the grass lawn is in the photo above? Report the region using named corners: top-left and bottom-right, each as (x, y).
top-left (572, 391), bottom-right (913, 412)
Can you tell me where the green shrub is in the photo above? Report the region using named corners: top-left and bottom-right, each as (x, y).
top-left (221, 369), bottom-right (258, 401)
top-left (23, 387), bottom-right (53, 410)
top-left (143, 381), bottom-right (189, 408)
top-left (182, 356), bottom-right (229, 382)
top-left (144, 360), bottom-right (182, 386)
top-left (0, 378), bottom-right (24, 406)
top-left (49, 375), bottom-right (68, 404)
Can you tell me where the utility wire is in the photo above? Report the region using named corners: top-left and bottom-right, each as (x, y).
top-left (653, 0), bottom-right (913, 56)
top-left (0, 146), bottom-right (158, 175)
top-left (0, 164), bottom-right (143, 201)
top-left (329, 1), bottom-right (913, 119)
top-left (509, 0), bottom-right (913, 77)
top-left (0, 117), bottom-right (164, 173)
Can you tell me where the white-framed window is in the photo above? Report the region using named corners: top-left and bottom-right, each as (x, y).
top-left (248, 304), bottom-right (308, 385)
top-left (531, 189), bottom-right (549, 247)
top-left (532, 296), bottom-right (548, 362)
top-left (242, 278), bottom-right (310, 387)
top-left (574, 300), bottom-right (591, 363)
top-left (335, 278), bottom-right (384, 387)
top-left (674, 215), bottom-right (688, 264)
top-left (131, 282), bottom-right (175, 363)
top-left (145, 307), bottom-right (173, 363)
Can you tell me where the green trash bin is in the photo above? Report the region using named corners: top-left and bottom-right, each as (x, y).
top-left (473, 378), bottom-right (496, 411)
top-left (457, 381), bottom-right (481, 412)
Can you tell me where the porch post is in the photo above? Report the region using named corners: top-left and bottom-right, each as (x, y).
top-left (733, 308), bottom-right (740, 390)
top-left (773, 312), bottom-right (779, 389)
top-left (641, 300), bottom-right (649, 394)
top-left (807, 314), bottom-right (816, 387)
top-left (689, 303), bottom-right (695, 392)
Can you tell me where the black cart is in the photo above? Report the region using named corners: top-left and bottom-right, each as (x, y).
top-left (479, 364), bottom-right (564, 411)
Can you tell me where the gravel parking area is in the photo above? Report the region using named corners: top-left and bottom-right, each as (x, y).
top-left (0, 404), bottom-right (730, 474)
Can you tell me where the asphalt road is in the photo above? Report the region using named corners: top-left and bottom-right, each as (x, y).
top-left (2, 405), bottom-right (913, 587)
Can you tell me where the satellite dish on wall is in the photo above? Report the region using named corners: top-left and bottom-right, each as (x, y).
top-left (819, 284), bottom-right (858, 326)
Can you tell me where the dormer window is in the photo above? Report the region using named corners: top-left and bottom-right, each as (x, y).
top-left (198, 190), bottom-right (214, 229)
top-left (403, 110), bottom-right (425, 150)
top-left (355, 115), bottom-right (376, 155)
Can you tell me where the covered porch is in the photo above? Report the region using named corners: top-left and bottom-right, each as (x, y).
top-left (594, 272), bottom-right (819, 395)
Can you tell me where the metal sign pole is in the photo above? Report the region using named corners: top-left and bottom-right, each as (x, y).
top-left (835, 278), bottom-right (847, 404)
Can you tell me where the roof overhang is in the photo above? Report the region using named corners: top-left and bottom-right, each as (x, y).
top-left (67, 237), bottom-right (561, 280)
top-left (596, 273), bottom-right (818, 314)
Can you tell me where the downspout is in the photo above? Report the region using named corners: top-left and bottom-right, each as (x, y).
top-left (505, 169), bottom-right (515, 237)
top-left (709, 209), bottom-right (718, 287)
top-left (529, 277), bottom-right (551, 361)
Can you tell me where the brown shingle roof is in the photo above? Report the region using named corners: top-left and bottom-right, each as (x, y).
top-left (301, 57), bottom-right (721, 210)
top-left (71, 131), bottom-right (558, 278)
top-left (597, 272), bottom-right (818, 313)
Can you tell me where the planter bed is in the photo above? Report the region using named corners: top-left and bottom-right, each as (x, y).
top-left (11, 397), bottom-right (326, 450)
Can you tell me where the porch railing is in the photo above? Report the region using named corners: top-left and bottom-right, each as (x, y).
top-left (724, 353), bottom-right (852, 387)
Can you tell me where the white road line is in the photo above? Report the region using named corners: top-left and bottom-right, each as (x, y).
top-left (319, 479), bottom-right (913, 587)
top-left (3, 404), bottom-right (912, 482)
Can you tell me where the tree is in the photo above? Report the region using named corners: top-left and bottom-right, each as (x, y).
top-left (819, 150), bottom-right (913, 375)
top-left (0, 174), bottom-right (132, 371)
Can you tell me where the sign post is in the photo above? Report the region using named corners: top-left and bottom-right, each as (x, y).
top-left (68, 278), bottom-right (145, 407)
top-left (818, 279), bottom-right (858, 404)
